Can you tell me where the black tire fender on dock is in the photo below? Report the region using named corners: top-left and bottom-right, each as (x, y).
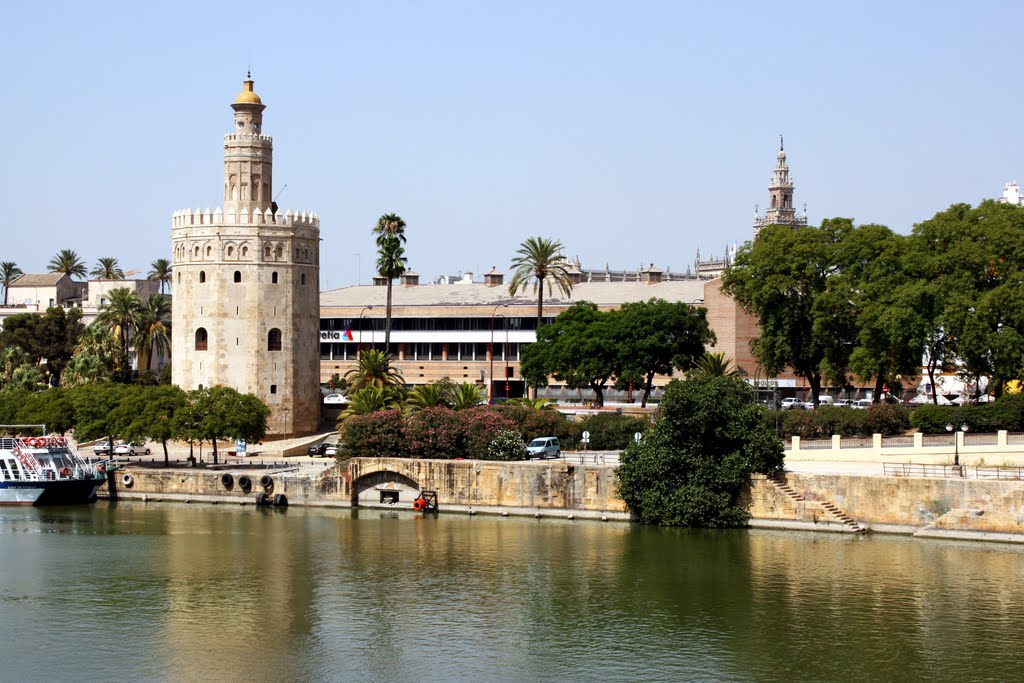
top-left (273, 494), bottom-right (288, 507)
top-left (255, 492), bottom-right (269, 506)
top-left (259, 474), bottom-right (273, 489)
top-left (238, 475), bottom-right (252, 492)
top-left (221, 473), bottom-right (234, 489)
top-left (122, 473), bottom-right (133, 487)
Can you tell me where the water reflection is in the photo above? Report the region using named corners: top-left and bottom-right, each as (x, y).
top-left (0, 504), bottom-right (1021, 682)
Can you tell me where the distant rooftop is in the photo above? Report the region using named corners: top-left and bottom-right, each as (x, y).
top-left (9, 273), bottom-right (67, 287)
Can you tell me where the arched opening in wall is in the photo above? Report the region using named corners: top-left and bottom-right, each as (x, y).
top-left (177, 272), bottom-right (181, 284)
top-left (252, 175), bottom-right (261, 200)
top-left (195, 328), bottom-right (208, 351)
top-left (242, 183), bottom-right (249, 200)
top-left (193, 246), bottom-right (200, 258)
top-left (294, 248), bottom-right (300, 260)
top-left (227, 246), bottom-right (235, 258)
top-left (199, 271), bottom-right (206, 283)
top-left (268, 328), bottom-right (282, 351)
top-left (264, 245), bottom-right (271, 259)
top-left (351, 471), bottom-right (421, 508)
top-left (271, 271), bottom-right (279, 284)
top-left (242, 246), bottom-right (249, 258)
top-left (206, 246), bottom-right (212, 257)
top-left (771, 194), bottom-right (777, 209)
top-left (234, 271), bottom-right (241, 283)
top-left (301, 273), bottom-right (306, 285)
top-left (270, 384), bottom-right (277, 394)
top-left (275, 246), bottom-right (283, 259)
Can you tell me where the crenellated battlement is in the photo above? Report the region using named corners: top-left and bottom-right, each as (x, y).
top-left (223, 133), bottom-right (273, 143)
top-left (171, 207), bottom-right (319, 229)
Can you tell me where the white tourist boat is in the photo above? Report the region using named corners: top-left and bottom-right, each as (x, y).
top-left (0, 433), bottom-right (108, 506)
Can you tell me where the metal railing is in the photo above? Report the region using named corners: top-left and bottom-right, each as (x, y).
top-left (798, 439), bottom-right (834, 450)
top-left (841, 436), bottom-right (873, 449)
top-left (973, 467), bottom-right (1024, 480)
top-left (881, 435), bottom-right (913, 448)
top-left (883, 463), bottom-right (964, 478)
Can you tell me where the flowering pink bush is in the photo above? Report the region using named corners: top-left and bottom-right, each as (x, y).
top-left (342, 410), bottom-right (406, 458)
top-left (461, 406), bottom-right (517, 457)
top-left (406, 407), bottom-right (462, 459)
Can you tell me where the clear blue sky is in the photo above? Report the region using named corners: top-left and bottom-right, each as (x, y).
top-left (3, 1), bottom-right (1019, 289)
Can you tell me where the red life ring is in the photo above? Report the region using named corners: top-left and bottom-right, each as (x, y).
top-left (30, 437), bottom-right (42, 448)
top-left (59, 467), bottom-right (71, 478)
top-left (413, 498), bottom-right (426, 511)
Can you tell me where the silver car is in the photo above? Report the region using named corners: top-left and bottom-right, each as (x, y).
top-left (525, 437), bottom-right (561, 460)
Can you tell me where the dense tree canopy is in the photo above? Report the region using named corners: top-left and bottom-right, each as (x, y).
top-left (0, 308), bottom-right (84, 381)
top-left (616, 374), bottom-right (784, 527)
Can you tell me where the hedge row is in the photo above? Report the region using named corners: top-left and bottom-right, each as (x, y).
top-left (909, 395), bottom-right (1024, 434)
top-left (778, 404), bottom-right (911, 438)
top-left (341, 406), bottom-right (652, 459)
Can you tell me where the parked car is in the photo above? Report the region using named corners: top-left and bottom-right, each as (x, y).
top-left (834, 399), bottom-right (855, 408)
top-left (853, 399), bottom-right (873, 410)
top-left (114, 441), bottom-right (151, 456)
top-left (525, 437), bottom-right (561, 459)
top-left (323, 394), bottom-right (350, 405)
top-left (307, 443), bottom-right (329, 456)
top-left (780, 398), bottom-right (805, 411)
top-left (93, 441), bottom-right (112, 455)
top-left (325, 444), bottom-right (340, 457)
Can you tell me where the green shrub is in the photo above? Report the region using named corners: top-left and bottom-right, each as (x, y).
top-left (865, 403), bottom-right (910, 435)
top-left (405, 407), bottom-right (461, 459)
top-left (578, 412), bottom-right (653, 450)
top-left (780, 410), bottom-right (819, 438)
top-left (910, 404), bottom-right (954, 433)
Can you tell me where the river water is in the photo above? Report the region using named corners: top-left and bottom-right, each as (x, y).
top-left (2, 503), bottom-right (1022, 682)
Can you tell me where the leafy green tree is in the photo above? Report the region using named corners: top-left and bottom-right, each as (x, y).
top-left (0, 346), bottom-right (44, 391)
top-left (612, 298), bottom-right (716, 407)
top-left (616, 375), bottom-right (784, 527)
top-left (344, 348), bottom-right (405, 390)
top-left (190, 386), bottom-right (270, 464)
top-left (508, 236), bottom-right (573, 334)
top-left (116, 384), bottom-right (188, 466)
top-left (148, 258), bottom-right (172, 295)
top-left (48, 249), bottom-right (87, 279)
top-left (17, 388), bottom-right (75, 435)
top-left (520, 302), bottom-right (617, 407)
top-left (722, 221), bottom-right (852, 407)
top-left (67, 382), bottom-right (130, 452)
top-left (0, 261), bottom-right (22, 306)
top-left (372, 213), bottom-right (407, 346)
top-left (0, 308), bottom-right (85, 381)
top-left (61, 325), bottom-right (118, 387)
top-left (90, 257), bottom-right (125, 280)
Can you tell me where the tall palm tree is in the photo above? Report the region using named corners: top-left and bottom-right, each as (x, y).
top-left (148, 258), bottom-right (172, 294)
top-left (94, 287), bottom-right (143, 374)
top-left (90, 257), bottom-right (125, 280)
top-left (407, 383), bottom-right (452, 411)
top-left (692, 352), bottom-right (742, 378)
top-left (344, 348), bottom-right (405, 390)
top-left (508, 236), bottom-right (573, 332)
top-left (372, 213), bottom-right (408, 346)
top-left (134, 293), bottom-right (172, 374)
top-left (0, 261), bottom-right (23, 306)
top-left (48, 249), bottom-right (87, 279)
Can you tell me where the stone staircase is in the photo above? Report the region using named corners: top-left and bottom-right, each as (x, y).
top-left (768, 474), bottom-right (869, 534)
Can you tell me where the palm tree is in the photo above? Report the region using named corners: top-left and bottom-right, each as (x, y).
top-left (148, 258), bottom-right (172, 294)
top-left (0, 261), bottom-right (23, 306)
top-left (407, 383), bottom-right (452, 411)
top-left (344, 348), bottom-right (405, 390)
top-left (94, 287), bottom-right (143, 375)
top-left (336, 386), bottom-right (405, 427)
top-left (61, 325), bottom-right (117, 387)
top-left (134, 294), bottom-right (172, 375)
top-left (90, 257), bottom-right (125, 280)
top-left (692, 352), bottom-right (742, 378)
top-left (372, 213), bottom-right (408, 346)
top-left (450, 383), bottom-right (485, 410)
top-left (508, 236), bottom-right (573, 332)
top-left (507, 397), bottom-right (558, 411)
top-left (48, 249), bottom-right (87, 279)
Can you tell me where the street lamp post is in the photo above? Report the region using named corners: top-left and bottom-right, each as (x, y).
top-left (946, 421), bottom-right (969, 469)
top-left (489, 304), bottom-right (508, 403)
top-left (358, 305), bottom-right (374, 358)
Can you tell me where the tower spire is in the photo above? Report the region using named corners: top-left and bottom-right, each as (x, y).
top-left (753, 137), bottom-right (807, 237)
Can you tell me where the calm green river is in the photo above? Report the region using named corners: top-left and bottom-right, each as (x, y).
top-left (1, 503), bottom-right (1022, 682)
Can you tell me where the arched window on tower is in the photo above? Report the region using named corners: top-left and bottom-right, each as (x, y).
top-left (771, 194), bottom-right (777, 209)
top-left (267, 328), bottom-right (282, 352)
top-left (195, 328), bottom-right (208, 351)
top-left (233, 271), bottom-right (241, 283)
top-left (272, 271), bottom-right (279, 284)
top-left (241, 245), bottom-right (249, 258)
top-left (275, 246), bottom-right (283, 259)
top-left (199, 271), bottom-right (206, 283)
top-left (227, 246), bottom-right (235, 258)
top-left (206, 246), bottom-right (212, 257)
top-left (264, 245), bottom-right (271, 259)
top-left (301, 273), bottom-right (306, 285)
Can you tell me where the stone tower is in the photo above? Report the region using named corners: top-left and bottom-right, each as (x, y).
top-left (171, 76), bottom-right (320, 438)
top-left (753, 136), bottom-right (808, 236)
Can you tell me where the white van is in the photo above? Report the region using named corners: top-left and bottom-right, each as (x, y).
top-left (818, 395), bottom-right (835, 406)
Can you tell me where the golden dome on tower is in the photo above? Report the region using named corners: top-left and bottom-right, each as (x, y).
top-left (234, 76), bottom-right (263, 105)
